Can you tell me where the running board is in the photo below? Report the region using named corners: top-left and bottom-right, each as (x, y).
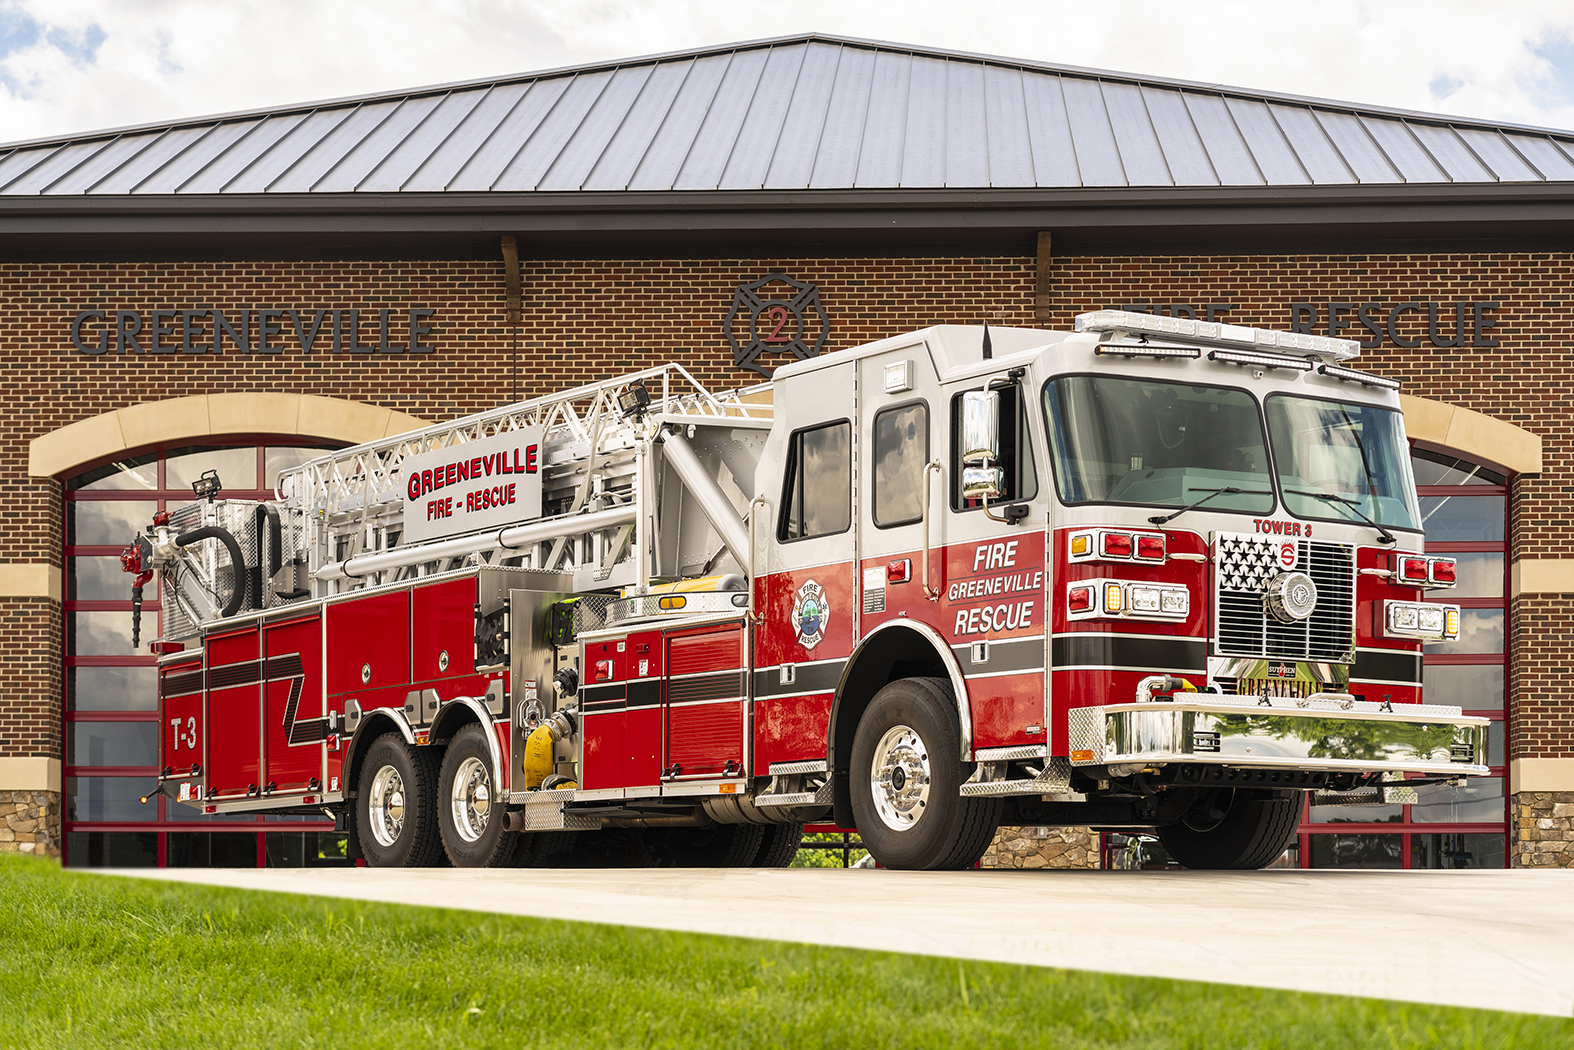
top-left (755, 781), bottom-right (834, 808)
top-left (960, 757), bottom-right (1073, 797)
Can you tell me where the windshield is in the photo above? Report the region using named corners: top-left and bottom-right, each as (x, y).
top-left (1265, 395), bottom-right (1421, 532)
top-left (1043, 376), bottom-right (1275, 514)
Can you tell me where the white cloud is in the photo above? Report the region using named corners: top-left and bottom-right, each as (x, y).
top-left (2, 0), bottom-right (1574, 143)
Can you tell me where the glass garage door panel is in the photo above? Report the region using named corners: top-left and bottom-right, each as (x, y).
top-left (70, 722), bottom-right (158, 767)
top-left (1299, 445), bottom-right (1508, 869)
top-left (69, 667), bottom-right (158, 712)
top-left (64, 441), bottom-right (343, 869)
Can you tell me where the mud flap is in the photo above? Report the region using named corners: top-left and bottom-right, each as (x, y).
top-left (832, 768), bottom-right (854, 830)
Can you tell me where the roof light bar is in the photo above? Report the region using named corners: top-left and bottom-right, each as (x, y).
top-left (1074, 309), bottom-right (1360, 361)
top-left (1094, 344), bottom-right (1200, 360)
top-left (1208, 349), bottom-right (1315, 372)
top-left (1318, 364), bottom-right (1401, 391)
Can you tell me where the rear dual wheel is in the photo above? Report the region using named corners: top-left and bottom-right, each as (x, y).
top-left (356, 725), bottom-right (518, 867)
top-left (437, 724), bottom-right (519, 867)
top-left (356, 733), bottom-right (444, 868)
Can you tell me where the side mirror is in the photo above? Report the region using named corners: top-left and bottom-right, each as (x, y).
top-left (960, 390), bottom-right (1002, 499)
top-left (961, 465), bottom-right (1004, 500)
top-left (960, 390), bottom-right (1000, 464)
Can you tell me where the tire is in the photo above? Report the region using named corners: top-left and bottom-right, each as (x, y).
top-left (849, 677), bottom-right (1002, 871)
top-left (509, 830), bottom-right (578, 868)
top-left (653, 823), bottom-right (766, 867)
top-left (755, 823), bottom-right (805, 867)
top-left (437, 724), bottom-right (519, 867)
top-left (1156, 788), bottom-right (1303, 870)
top-left (356, 733), bottom-right (444, 868)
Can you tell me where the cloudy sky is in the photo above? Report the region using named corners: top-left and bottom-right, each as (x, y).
top-left (2, 0), bottom-right (1574, 143)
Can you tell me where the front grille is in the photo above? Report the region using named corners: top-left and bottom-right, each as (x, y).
top-left (1214, 533), bottom-right (1354, 662)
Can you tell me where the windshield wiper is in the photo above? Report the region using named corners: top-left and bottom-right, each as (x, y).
top-left (1148, 487), bottom-right (1273, 525)
top-left (1286, 489), bottom-right (1396, 544)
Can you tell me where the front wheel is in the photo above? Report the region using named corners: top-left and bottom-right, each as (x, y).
top-left (1155, 788), bottom-right (1302, 870)
top-left (849, 678), bottom-right (1000, 871)
top-left (356, 733), bottom-right (444, 867)
top-left (438, 724), bottom-right (519, 867)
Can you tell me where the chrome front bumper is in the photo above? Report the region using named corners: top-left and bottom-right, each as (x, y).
top-left (1069, 694), bottom-right (1489, 776)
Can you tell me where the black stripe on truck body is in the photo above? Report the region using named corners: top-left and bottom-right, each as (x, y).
top-left (1351, 648), bottom-right (1422, 685)
top-left (1051, 634), bottom-right (1207, 673)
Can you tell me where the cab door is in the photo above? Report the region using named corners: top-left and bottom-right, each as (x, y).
top-left (856, 346), bottom-right (936, 628)
top-left (751, 360), bottom-right (858, 773)
top-left (929, 368), bottom-right (1050, 752)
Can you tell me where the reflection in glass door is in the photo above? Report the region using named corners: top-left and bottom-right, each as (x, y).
top-left (1297, 447), bottom-right (1509, 869)
top-left (1103, 445), bottom-right (1513, 871)
top-left (64, 442), bottom-right (351, 868)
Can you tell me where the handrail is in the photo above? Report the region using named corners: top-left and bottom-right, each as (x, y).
top-left (921, 459), bottom-right (942, 601)
top-left (314, 503), bottom-right (637, 582)
top-left (748, 494), bottom-right (769, 624)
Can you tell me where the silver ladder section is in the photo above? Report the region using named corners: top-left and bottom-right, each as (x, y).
top-left (278, 363), bottom-right (772, 598)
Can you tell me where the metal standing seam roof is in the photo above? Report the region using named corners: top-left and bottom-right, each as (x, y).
top-left (4, 32), bottom-right (1574, 199)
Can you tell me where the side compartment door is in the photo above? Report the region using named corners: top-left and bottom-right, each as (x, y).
top-left (664, 621), bottom-right (746, 782)
top-left (263, 614), bottom-right (324, 794)
top-left (159, 654), bottom-right (205, 795)
top-left (205, 627), bottom-right (261, 799)
top-left (325, 589), bottom-right (412, 717)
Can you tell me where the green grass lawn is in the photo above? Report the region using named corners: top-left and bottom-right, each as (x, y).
top-left (1, 855), bottom-right (1566, 1050)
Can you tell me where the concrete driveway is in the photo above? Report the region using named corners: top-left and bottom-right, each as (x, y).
top-left (104, 866), bottom-right (1574, 1017)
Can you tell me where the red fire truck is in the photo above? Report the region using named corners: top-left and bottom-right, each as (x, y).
top-left (127, 311), bottom-right (1488, 870)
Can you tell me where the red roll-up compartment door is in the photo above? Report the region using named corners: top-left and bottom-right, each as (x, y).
top-left (664, 621), bottom-right (746, 780)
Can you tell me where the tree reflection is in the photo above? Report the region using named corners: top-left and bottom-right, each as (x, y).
top-left (1214, 715), bottom-right (1459, 762)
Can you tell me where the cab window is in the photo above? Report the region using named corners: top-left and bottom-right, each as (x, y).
top-left (872, 402), bottom-right (928, 528)
top-left (778, 421), bottom-right (851, 540)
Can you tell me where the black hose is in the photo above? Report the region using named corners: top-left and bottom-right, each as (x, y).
top-left (175, 526), bottom-right (246, 618)
top-left (250, 504), bottom-right (282, 609)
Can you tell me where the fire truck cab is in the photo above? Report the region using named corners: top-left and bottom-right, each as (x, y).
top-left (133, 311), bottom-right (1489, 870)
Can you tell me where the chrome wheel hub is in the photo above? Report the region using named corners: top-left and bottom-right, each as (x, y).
top-left (870, 724), bottom-right (931, 831)
top-left (368, 765), bottom-right (406, 848)
top-left (449, 756), bottom-right (492, 843)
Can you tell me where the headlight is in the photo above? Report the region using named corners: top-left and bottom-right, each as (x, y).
top-left (1385, 601), bottom-right (1460, 640)
top-left (1128, 585), bottom-right (1161, 612)
top-left (1068, 580), bottom-right (1188, 620)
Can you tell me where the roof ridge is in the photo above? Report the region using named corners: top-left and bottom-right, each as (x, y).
top-left (4, 31), bottom-right (1573, 154)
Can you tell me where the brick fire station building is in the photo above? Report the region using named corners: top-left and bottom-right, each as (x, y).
top-left (0, 34), bottom-right (1566, 870)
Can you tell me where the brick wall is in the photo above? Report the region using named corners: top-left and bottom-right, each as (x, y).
top-left (0, 256), bottom-right (1034, 516)
top-left (0, 598), bottom-right (61, 762)
top-left (0, 254), bottom-right (1037, 851)
top-left (3, 251), bottom-right (1569, 862)
top-left (1041, 253), bottom-right (1572, 566)
top-left (1509, 594), bottom-right (1573, 760)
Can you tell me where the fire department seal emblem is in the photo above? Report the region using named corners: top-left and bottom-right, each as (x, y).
top-left (791, 579), bottom-right (829, 651)
top-left (724, 271), bottom-right (831, 378)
